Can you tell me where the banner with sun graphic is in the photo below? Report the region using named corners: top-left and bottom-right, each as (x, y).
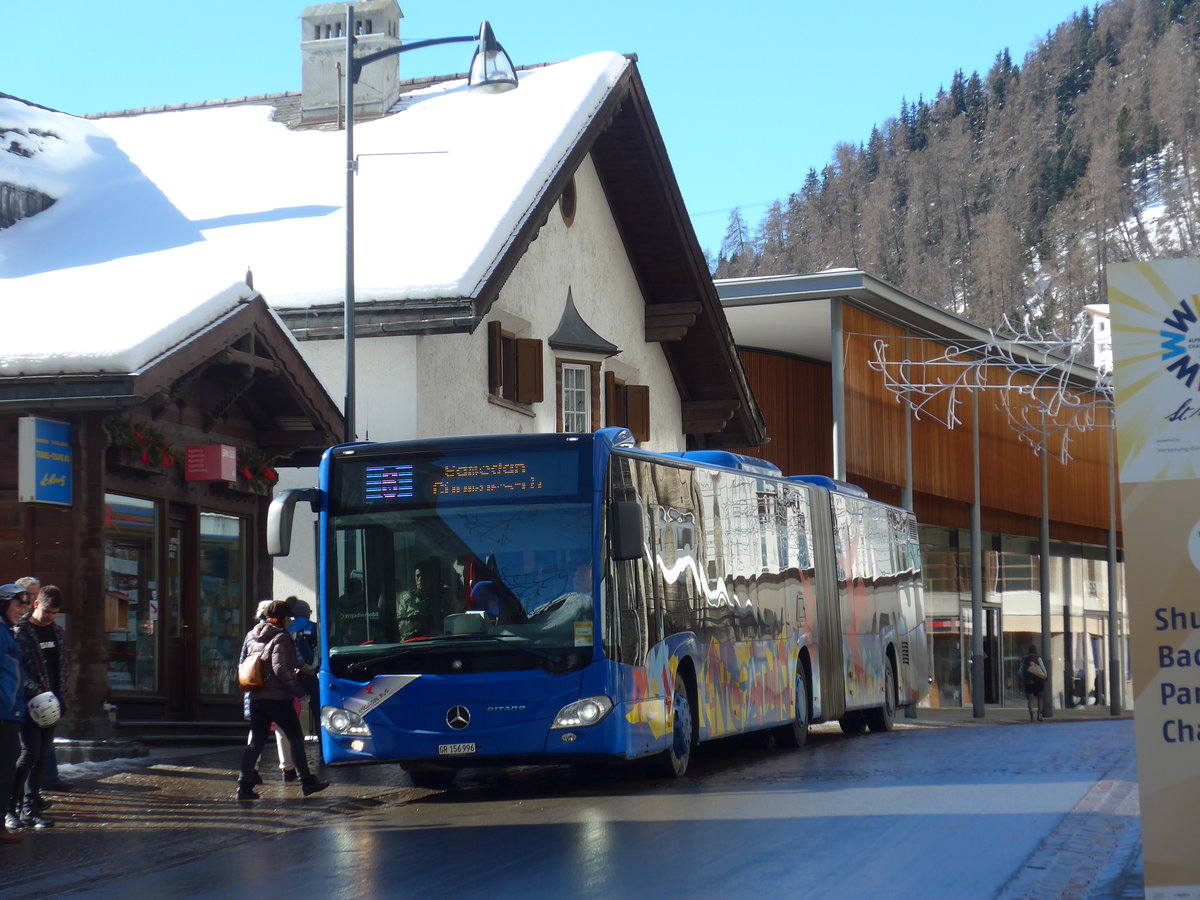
top-left (1109, 257), bottom-right (1200, 900)
top-left (1110, 258), bottom-right (1200, 482)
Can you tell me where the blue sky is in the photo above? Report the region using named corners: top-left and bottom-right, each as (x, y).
top-left (4, 0), bottom-right (1091, 257)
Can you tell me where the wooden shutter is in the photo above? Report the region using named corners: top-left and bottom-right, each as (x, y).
top-left (515, 338), bottom-right (544, 403)
top-left (605, 371), bottom-right (623, 426)
top-left (487, 321), bottom-right (503, 395)
top-left (626, 384), bottom-right (650, 442)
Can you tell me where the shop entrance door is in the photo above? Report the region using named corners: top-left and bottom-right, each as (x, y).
top-left (960, 603), bottom-right (1003, 705)
top-left (163, 513), bottom-right (199, 719)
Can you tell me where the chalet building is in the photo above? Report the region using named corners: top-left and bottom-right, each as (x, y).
top-left (0, 2), bottom-right (763, 731)
top-left (717, 270), bottom-right (1129, 713)
top-left (0, 291), bottom-right (342, 736)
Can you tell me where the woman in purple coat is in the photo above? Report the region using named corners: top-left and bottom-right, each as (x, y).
top-left (236, 599), bottom-right (328, 801)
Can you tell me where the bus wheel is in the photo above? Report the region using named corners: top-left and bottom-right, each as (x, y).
top-left (839, 712), bottom-right (868, 735)
top-left (403, 765), bottom-right (457, 790)
top-left (774, 665), bottom-right (810, 748)
top-left (658, 672), bottom-right (694, 777)
top-left (865, 658), bottom-right (897, 733)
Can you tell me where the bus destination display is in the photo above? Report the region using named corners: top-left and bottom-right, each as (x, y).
top-left (364, 464), bottom-right (414, 501)
top-left (350, 449), bottom-right (582, 507)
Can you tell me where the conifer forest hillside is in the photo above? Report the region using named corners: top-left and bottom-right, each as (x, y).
top-left (713, 0), bottom-right (1200, 331)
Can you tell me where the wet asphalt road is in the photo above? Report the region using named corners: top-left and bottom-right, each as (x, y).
top-left (1, 713), bottom-right (1138, 900)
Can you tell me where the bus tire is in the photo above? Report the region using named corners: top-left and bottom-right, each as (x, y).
top-left (403, 765), bottom-right (457, 790)
top-left (865, 657), bottom-right (897, 733)
top-left (774, 664), bottom-right (810, 748)
top-left (657, 671), bottom-right (694, 777)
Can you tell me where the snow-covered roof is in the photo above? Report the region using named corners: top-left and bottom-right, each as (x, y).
top-left (0, 52), bottom-right (629, 376)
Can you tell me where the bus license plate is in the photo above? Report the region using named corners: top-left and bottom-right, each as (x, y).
top-left (438, 742), bottom-right (476, 756)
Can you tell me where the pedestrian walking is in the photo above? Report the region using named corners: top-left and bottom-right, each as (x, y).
top-left (287, 596), bottom-right (320, 736)
top-left (1018, 644), bottom-right (1048, 722)
top-left (240, 601), bottom-right (299, 783)
top-left (0, 585), bottom-right (29, 843)
top-left (236, 599), bottom-right (328, 801)
top-left (10, 584), bottom-right (68, 829)
top-left (18, 576), bottom-right (69, 792)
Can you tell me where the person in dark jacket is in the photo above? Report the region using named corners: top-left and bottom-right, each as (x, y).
top-left (1017, 644), bottom-right (1047, 722)
top-left (0, 585), bottom-right (29, 843)
top-left (287, 596), bottom-right (320, 736)
top-left (240, 600), bottom-right (298, 783)
top-left (236, 599), bottom-right (328, 801)
top-left (9, 584), bottom-right (68, 829)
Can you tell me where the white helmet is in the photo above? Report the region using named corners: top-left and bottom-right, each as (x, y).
top-left (28, 691), bottom-right (60, 728)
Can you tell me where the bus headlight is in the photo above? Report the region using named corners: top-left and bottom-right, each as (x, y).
top-left (322, 705), bottom-right (371, 737)
top-left (551, 696), bottom-right (612, 729)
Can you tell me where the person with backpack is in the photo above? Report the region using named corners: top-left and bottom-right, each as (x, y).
top-left (240, 600), bottom-right (298, 784)
top-left (286, 597), bottom-right (319, 737)
top-left (236, 599), bottom-right (327, 801)
top-left (1018, 644), bottom-right (1048, 722)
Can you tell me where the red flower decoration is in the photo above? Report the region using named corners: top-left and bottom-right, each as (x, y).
top-left (134, 431), bottom-right (145, 444)
top-left (240, 466), bottom-right (253, 481)
top-left (141, 450), bottom-right (150, 464)
top-left (263, 468), bottom-right (278, 482)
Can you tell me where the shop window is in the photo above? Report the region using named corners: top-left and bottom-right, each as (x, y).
top-left (604, 370), bottom-right (650, 442)
top-left (104, 493), bottom-right (159, 692)
top-left (488, 321), bottom-right (543, 404)
top-left (199, 512), bottom-right (246, 695)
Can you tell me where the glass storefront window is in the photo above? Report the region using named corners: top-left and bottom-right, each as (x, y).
top-left (104, 493), bottom-right (159, 692)
top-left (199, 512), bottom-right (246, 695)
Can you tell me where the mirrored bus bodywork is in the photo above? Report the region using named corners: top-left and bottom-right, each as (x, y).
top-left (269, 428), bottom-right (929, 785)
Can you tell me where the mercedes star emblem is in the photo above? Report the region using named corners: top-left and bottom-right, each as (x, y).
top-left (446, 706), bottom-right (471, 730)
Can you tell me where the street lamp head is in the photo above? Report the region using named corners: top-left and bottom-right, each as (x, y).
top-left (468, 22), bottom-right (518, 94)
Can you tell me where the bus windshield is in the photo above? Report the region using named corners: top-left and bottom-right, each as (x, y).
top-left (324, 446), bottom-right (594, 676)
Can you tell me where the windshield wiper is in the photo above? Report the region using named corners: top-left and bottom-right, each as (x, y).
top-left (345, 634), bottom-right (562, 675)
top-left (447, 634), bottom-right (564, 664)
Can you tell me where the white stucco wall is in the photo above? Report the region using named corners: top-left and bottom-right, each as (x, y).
top-left (416, 154), bottom-right (684, 449)
top-left (271, 335), bottom-right (419, 601)
top-left (272, 152), bottom-right (686, 602)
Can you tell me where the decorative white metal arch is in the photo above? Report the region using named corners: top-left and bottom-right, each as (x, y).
top-left (866, 313), bottom-right (1112, 463)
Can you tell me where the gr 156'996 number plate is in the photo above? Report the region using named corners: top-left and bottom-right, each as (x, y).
top-left (438, 742), bottom-right (476, 756)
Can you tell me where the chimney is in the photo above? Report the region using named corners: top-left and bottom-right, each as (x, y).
top-left (300, 1), bottom-right (403, 125)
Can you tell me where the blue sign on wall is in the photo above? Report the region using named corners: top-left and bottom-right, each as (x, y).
top-left (18, 417), bottom-right (73, 506)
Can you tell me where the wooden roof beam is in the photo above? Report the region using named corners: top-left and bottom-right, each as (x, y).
top-left (646, 301), bottom-right (701, 342)
top-left (681, 398), bottom-right (737, 434)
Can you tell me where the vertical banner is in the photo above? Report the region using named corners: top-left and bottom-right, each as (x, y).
top-left (1109, 258), bottom-right (1200, 899)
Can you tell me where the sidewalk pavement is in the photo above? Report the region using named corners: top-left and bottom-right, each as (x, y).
top-left (16, 703), bottom-right (1141, 899)
top-left (910, 704), bottom-right (1143, 900)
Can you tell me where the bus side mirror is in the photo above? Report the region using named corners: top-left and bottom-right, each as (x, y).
top-left (610, 501), bottom-right (644, 561)
top-left (267, 488), bottom-right (321, 557)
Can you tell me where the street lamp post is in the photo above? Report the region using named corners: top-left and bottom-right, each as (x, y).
top-left (342, 8), bottom-right (518, 442)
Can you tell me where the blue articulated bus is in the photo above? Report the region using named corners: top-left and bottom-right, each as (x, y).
top-left (268, 427), bottom-right (929, 787)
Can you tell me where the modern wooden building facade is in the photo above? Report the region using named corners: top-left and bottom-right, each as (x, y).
top-left (718, 271), bottom-right (1126, 712)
